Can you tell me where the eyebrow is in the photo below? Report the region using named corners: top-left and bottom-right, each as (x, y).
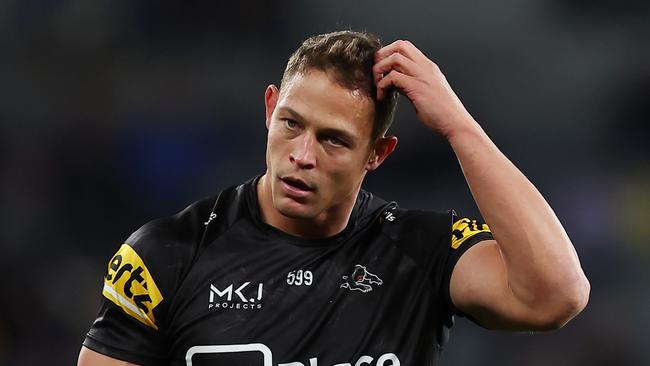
top-left (277, 106), bottom-right (305, 122)
top-left (277, 106), bottom-right (359, 145)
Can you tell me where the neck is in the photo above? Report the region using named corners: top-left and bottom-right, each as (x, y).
top-left (256, 173), bottom-right (359, 239)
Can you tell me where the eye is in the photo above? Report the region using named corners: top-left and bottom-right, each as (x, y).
top-left (284, 119), bottom-right (298, 129)
top-left (326, 136), bottom-right (346, 147)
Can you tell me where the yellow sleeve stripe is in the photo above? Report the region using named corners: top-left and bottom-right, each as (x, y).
top-left (102, 244), bottom-right (163, 329)
top-left (102, 283), bottom-right (155, 326)
top-left (451, 218), bottom-right (491, 249)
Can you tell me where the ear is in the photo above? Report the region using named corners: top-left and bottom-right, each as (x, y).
top-left (366, 136), bottom-right (398, 171)
top-left (264, 84), bottom-right (280, 129)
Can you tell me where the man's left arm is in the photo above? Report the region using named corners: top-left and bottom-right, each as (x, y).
top-left (374, 40), bottom-right (590, 331)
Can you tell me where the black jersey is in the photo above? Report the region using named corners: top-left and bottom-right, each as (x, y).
top-left (83, 176), bottom-right (493, 366)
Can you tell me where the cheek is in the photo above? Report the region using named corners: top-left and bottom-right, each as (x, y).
top-left (266, 130), bottom-right (286, 161)
top-left (322, 154), bottom-right (366, 188)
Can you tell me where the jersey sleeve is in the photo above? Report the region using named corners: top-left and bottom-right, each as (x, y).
top-left (83, 235), bottom-right (170, 365)
top-left (441, 211), bottom-right (494, 319)
top-left (83, 196), bottom-right (216, 364)
top-left (378, 207), bottom-right (494, 344)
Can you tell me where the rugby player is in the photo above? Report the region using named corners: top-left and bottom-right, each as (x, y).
top-left (78, 31), bottom-right (590, 366)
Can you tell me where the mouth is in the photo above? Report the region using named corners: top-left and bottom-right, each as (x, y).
top-left (280, 176), bottom-right (314, 194)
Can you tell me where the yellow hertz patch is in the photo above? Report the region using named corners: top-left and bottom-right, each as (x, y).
top-left (102, 244), bottom-right (163, 329)
top-left (451, 218), bottom-right (491, 249)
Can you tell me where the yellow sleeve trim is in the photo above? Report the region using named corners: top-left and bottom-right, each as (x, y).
top-left (102, 244), bottom-right (164, 329)
top-left (451, 218), bottom-right (491, 249)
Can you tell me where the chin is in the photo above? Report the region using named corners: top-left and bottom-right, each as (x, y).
top-left (274, 198), bottom-right (320, 220)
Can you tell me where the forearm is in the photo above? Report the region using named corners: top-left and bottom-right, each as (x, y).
top-left (447, 117), bottom-right (589, 311)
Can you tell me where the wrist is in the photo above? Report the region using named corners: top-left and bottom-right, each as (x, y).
top-left (444, 115), bottom-right (484, 144)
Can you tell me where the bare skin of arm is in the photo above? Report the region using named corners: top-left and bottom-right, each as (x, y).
top-left (374, 40), bottom-right (590, 331)
top-left (78, 346), bottom-right (139, 366)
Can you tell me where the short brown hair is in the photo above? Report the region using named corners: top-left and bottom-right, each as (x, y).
top-left (280, 30), bottom-right (398, 140)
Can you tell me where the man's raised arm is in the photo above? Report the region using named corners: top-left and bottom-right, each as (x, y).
top-left (373, 40), bottom-right (590, 331)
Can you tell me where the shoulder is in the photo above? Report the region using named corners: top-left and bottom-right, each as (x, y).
top-left (125, 194), bottom-right (218, 262)
top-left (373, 205), bottom-right (454, 266)
top-left (95, 181), bottom-right (251, 334)
top-left (118, 180), bottom-right (250, 286)
top-left (379, 206), bottom-right (453, 242)
top-left (378, 207), bottom-right (491, 249)
top-left (102, 195), bottom-right (219, 327)
top-left (125, 181), bottom-right (249, 262)
top-left (102, 182), bottom-right (255, 324)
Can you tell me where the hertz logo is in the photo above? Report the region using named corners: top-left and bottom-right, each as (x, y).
top-left (451, 218), bottom-right (491, 249)
top-left (102, 244), bottom-right (163, 329)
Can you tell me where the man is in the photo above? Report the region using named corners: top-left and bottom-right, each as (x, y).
top-left (78, 31), bottom-right (590, 366)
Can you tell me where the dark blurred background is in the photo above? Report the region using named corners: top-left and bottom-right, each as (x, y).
top-left (1, 1), bottom-right (649, 365)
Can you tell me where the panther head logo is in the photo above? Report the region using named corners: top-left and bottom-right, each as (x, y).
top-left (340, 265), bottom-right (383, 293)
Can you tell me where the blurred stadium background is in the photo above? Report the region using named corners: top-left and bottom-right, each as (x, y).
top-left (1, 1), bottom-right (649, 365)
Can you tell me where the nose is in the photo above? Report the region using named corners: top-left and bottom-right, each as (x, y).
top-left (289, 134), bottom-right (316, 169)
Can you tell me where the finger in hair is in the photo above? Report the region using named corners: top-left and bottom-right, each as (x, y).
top-left (375, 39), bottom-right (427, 64)
top-left (373, 52), bottom-right (418, 83)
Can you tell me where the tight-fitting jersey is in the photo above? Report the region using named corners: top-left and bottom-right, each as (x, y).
top-left (83, 176), bottom-right (493, 366)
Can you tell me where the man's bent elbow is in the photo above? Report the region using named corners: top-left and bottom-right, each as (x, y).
top-left (536, 276), bottom-right (591, 331)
